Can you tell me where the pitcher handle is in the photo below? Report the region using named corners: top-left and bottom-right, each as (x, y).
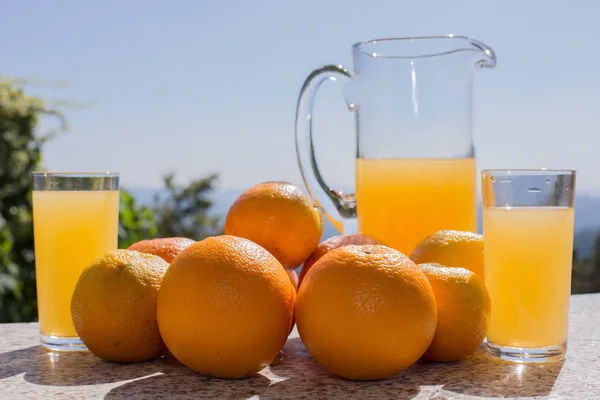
top-left (295, 64), bottom-right (356, 234)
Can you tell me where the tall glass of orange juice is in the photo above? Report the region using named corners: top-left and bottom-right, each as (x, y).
top-left (295, 36), bottom-right (496, 254)
top-left (482, 169), bottom-right (576, 362)
top-left (32, 172), bottom-right (119, 351)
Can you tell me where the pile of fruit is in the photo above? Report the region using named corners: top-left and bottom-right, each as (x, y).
top-left (70, 181), bottom-right (490, 381)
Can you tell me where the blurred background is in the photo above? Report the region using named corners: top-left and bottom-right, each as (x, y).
top-left (1, 0), bottom-right (599, 322)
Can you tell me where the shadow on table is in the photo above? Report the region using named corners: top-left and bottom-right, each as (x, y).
top-left (0, 346), bottom-right (41, 380)
top-left (104, 337), bottom-right (564, 399)
top-left (266, 338), bottom-right (565, 399)
top-left (262, 338), bottom-right (420, 399)
top-left (105, 356), bottom-right (271, 400)
top-left (105, 338), bottom-right (417, 400)
top-left (0, 345), bottom-right (165, 386)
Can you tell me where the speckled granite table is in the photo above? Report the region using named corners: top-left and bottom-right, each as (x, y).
top-left (1, 294), bottom-right (599, 399)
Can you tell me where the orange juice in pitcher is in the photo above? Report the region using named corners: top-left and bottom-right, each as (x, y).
top-left (356, 158), bottom-right (476, 254)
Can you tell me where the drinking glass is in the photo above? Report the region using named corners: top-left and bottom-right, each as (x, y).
top-left (295, 35), bottom-right (496, 255)
top-left (481, 169), bottom-right (576, 362)
top-left (32, 172), bottom-right (120, 351)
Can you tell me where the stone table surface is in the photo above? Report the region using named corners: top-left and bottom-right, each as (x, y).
top-left (0, 294), bottom-right (599, 400)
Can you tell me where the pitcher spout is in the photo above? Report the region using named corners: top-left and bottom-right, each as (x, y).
top-left (464, 35), bottom-right (497, 68)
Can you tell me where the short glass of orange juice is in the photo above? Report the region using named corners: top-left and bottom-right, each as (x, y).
top-left (482, 169), bottom-right (576, 362)
top-left (32, 172), bottom-right (120, 351)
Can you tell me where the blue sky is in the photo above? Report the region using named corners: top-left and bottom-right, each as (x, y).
top-left (2, 0), bottom-right (599, 194)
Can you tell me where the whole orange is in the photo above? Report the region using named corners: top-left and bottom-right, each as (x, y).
top-left (71, 250), bottom-right (169, 362)
top-left (296, 245), bottom-right (437, 380)
top-left (224, 182), bottom-right (323, 269)
top-left (128, 237), bottom-right (195, 263)
top-left (410, 230), bottom-right (484, 279)
top-left (157, 235), bottom-right (296, 379)
top-left (298, 233), bottom-right (381, 288)
top-left (419, 263), bottom-right (491, 362)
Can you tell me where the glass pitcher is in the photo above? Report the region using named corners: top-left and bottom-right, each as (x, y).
top-left (295, 35), bottom-right (496, 255)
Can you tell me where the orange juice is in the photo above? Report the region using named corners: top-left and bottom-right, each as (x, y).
top-left (33, 190), bottom-right (119, 338)
top-left (355, 158), bottom-right (476, 255)
top-left (483, 207), bottom-right (574, 348)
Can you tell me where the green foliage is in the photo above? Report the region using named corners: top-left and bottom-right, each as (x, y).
top-left (0, 215), bottom-right (20, 321)
top-left (0, 79), bottom-right (67, 322)
top-left (153, 172), bottom-right (221, 240)
top-left (118, 189), bottom-right (158, 249)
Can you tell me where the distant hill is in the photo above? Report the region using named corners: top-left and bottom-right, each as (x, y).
top-left (126, 187), bottom-right (600, 257)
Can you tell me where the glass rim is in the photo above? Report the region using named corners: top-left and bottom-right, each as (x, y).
top-left (32, 171), bottom-right (119, 191)
top-left (481, 169), bottom-right (576, 176)
top-left (351, 34), bottom-right (495, 61)
top-left (31, 172), bottom-right (120, 178)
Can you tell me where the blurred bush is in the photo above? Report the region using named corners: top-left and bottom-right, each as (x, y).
top-left (0, 79), bottom-right (65, 322)
top-left (117, 171), bottom-right (222, 249)
top-left (153, 172), bottom-right (221, 240)
top-left (118, 189), bottom-right (158, 249)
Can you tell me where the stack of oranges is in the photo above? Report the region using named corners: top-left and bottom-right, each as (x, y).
top-left (70, 180), bottom-right (491, 381)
